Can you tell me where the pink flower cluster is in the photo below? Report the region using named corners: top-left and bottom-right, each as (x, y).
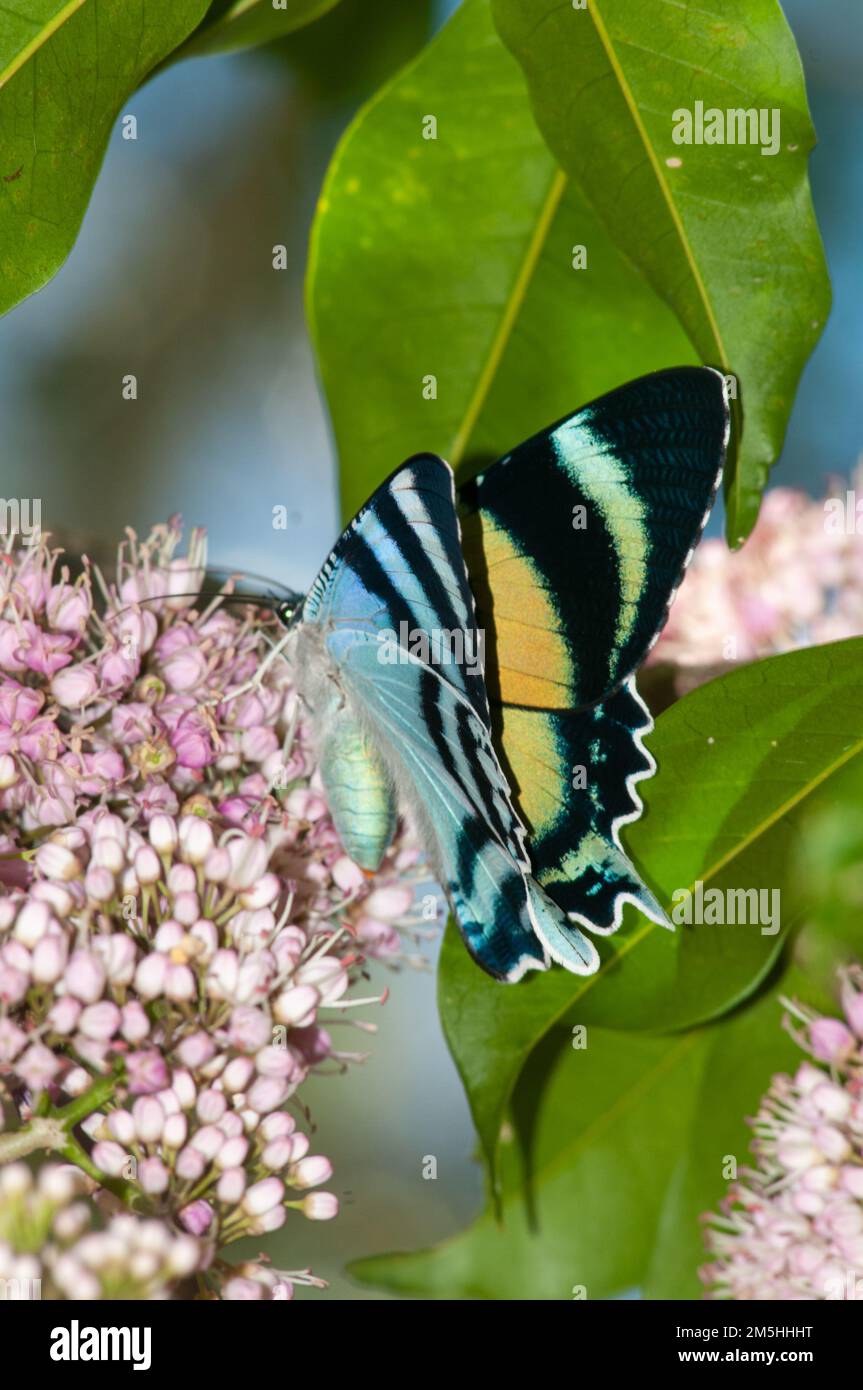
top-left (701, 967), bottom-right (863, 1300)
top-left (652, 477), bottom-right (863, 680)
top-left (0, 521), bottom-right (424, 1299)
top-left (0, 1163), bottom-right (201, 1300)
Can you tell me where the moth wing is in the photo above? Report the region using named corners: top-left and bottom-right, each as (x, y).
top-left (460, 366), bottom-right (729, 712)
top-left (304, 452), bottom-right (489, 722)
top-left (327, 629), bottom-right (600, 981)
top-left (494, 678), bottom-right (670, 934)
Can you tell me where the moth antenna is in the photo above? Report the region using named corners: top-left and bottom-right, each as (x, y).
top-left (101, 589), bottom-right (280, 627)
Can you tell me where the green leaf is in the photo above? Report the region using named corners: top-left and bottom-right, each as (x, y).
top-left (440, 638), bottom-right (863, 1180)
top-left (307, 0), bottom-right (695, 523)
top-left (267, 0), bottom-right (435, 107)
top-left (358, 952), bottom-right (849, 1301)
top-left (0, 0), bottom-right (210, 318)
top-left (645, 958), bottom-right (839, 1298)
top-left (490, 0), bottom-right (830, 544)
top-left (350, 1024), bottom-right (707, 1299)
top-left (175, 0), bottom-right (342, 60)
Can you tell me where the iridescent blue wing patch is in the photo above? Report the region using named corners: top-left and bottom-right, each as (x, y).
top-left (325, 631), bottom-right (601, 981)
top-left (298, 456), bottom-right (600, 980)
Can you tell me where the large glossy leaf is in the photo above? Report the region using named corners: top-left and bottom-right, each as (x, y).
top-left (307, 0), bottom-right (695, 522)
top-left (440, 638), bottom-right (863, 1180)
top-left (646, 958), bottom-right (841, 1298)
top-left (355, 956), bottom-right (847, 1300)
top-left (491, 0), bottom-right (830, 544)
top-left (175, 0), bottom-right (342, 60)
top-left (350, 1024), bottom-right (707, 1300)
top-left (0, 0), bottom-right (209, 318)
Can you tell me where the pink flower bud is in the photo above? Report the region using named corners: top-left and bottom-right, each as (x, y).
top-left (134, 952), bottom-right (168, 1000)
top-left (246, 1206), bottom-right (287, 1235)
top-left (132, 1096), bottom-right (165, 1144)
top-left (238, 873), bottom-right (280, 910)
top-left (221, 1056), bottom-right (255, 1093)
top-left (246, 1076), bottom-right (289, 1115)
top-left (216, 1168), bottom-right (247, 1205)
top-left (31, 934), bottom-right (68, 984)
top-left (196, 1088), bottom-right (227, 1124)
top-left (215, 1136), bottom-right (249, 1170)
top-left (167, 863), bottom-right (196, 895)
top-left (149, 814), bottom-right (178, 855)
top-left (46, 996), bottom-right (80, 1035)
top-left (139, 1157), bottom-right (170, 1195)
top-left (190, 1125), bottom-right (224, 1161)
top-left (203, 846), bottom-right (231, 883)
top-left (107, 1110), bottom-right (137, 1145)
top-left (179, 1199), bottom-right (213, 1236)
top-left (84, 866), bottom-right (115, 905)
top-left (228, 1006), bottom-right (271, 1053)
top-left (13, 900), bottom-right (53, 948)
top-left (65, 949), bottom-right (106, 1003)
top-left (839, 1165), bottom-right (863, 1198)
top-left (178, 815), bottom-right (214, 865)
top-left (295, 957), bottom-right (348, 1004)
top-left (226, 836), bottom-right (268, 892)
top-left (0, 753), bottom-right (18, 789)
top-left (134, 845), bottom-right (162, 885)
top-left (242, 1177), bottom-right (284, 1217)
top-left (189, 917), bottom-right (218, 959)
top-left (810, 1018), bottom-right (855, 1063)
top-left (302, 1192), bottom-right (338, 1221)
top-left (78, 1001), bottom-right (121, 1041)
top-left (162, 1113), bottom-right (188, 1149)
top-left (125, 1050), bottom-right (169, 1095)
top-left (91, 1141), bottom-right (129, 1177)
top-left (165, 962), bottom-right (196, 1002)
top-left (218, 1112), bottom-right (244, 1139)
top-left (331, 856), bottom-right (365, 893)
top-left (176, 1031), bottom-right (216, 1069)
top-left (120, 1002), bottom-right (150, 1044)
top-left (291, 1155), bottom-right (333, 1189)
top-left (259, 1112), bottom-right (295, 1142)
top-left (364, 885), bottom-right (414, 920)
top-left (255, 1045), bottom-right (297, 1079)
top-left (204, 949), bottom-right (237, 1003)
top-left (50, 664), bottom-right (99, 709)
top-left (47, 583), bottom-right (91, 633)
top-left (0, 961), bottom-right (32, 1004)
top-left (171, 1070), bottom-right (197, 1109)
top-left (34, 842), bottom-right (80, 881)
top-left (272, 985), bottom-right (319, 1028)
top-left (175, 1148), bottom-right (207, 1183)
top-left (262, 1138), bottom-right (293, 1170)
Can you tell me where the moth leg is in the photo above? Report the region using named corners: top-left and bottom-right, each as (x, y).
top-left (319, 716), bottom-right (397, 872)
top-left (214, 628), bottom-right (292, 708)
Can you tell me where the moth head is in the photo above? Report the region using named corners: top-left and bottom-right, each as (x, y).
top-left (276, 594), bottom-right (303, 629)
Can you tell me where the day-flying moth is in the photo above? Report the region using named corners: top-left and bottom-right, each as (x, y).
top-left (269, 367), bottom-right (729, 982)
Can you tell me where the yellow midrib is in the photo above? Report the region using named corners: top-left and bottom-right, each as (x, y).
top-left (588, 1), bottom-right (728, 367)
top-left (448, 165), bottom-right (568, 468)
top-left (587, 0), bottom-right (736, 511)
top-left (484, 721), bottom-right (863, 1175)
top-left (0, 0), bottom-right (87, 90)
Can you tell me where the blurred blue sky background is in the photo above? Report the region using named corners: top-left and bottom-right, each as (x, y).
top-left (0, 0), bottom-right (859, 1296)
